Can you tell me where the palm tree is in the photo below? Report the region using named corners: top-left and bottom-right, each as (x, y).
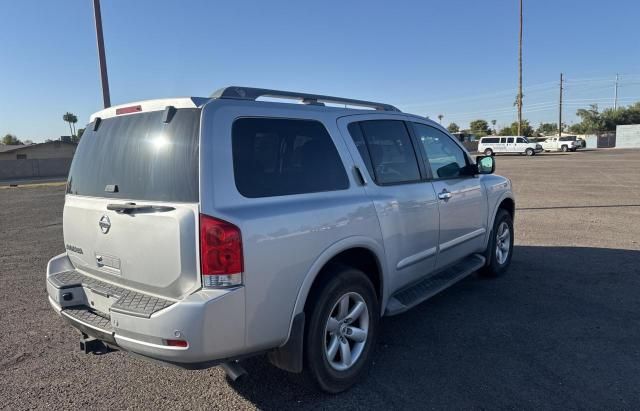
top-left (491, 119), bottom-right (497, 134)
top-left (63, 112), bottom-right (78, 137)
top-left (70, 114), bottom-right (78, 136)
top-left (437, 114), bottom-right (444, 124)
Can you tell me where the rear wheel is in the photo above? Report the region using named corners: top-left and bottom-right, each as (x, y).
top-left (480, 209), bottom-right (514, 277)
top-left (525, 148), bottom-right (534, 156)
top-left (304, 267), bottom-right (379, 393)
top-left (484, 148), bottom-right (494, 156)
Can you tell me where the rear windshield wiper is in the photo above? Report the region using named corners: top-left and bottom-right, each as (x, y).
top-left (106, 202), bottom-right (175, 214)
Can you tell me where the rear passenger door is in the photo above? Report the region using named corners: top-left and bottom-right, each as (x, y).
top-left (409, 122), bottom-right (488, 269)
top-left (505, 137), bottom-right (516, 153)
top-left (338, 116), bottom-right (439, 291)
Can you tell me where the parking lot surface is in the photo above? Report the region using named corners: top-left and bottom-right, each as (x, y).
top-left (1, 149), bottom-right (639, 410)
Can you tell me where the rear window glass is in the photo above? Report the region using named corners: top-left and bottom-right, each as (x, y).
top-left (66, 108), bottom-right (200, 202)
top-left (232, 118), bottom-right (349, 198)
top-left (482, 137), bottom-right (499, 144)
top-left (356, 120), bottom-right (421, 185)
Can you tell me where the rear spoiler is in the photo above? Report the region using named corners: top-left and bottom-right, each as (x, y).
top-left (89, 97), bottom-right (209, 122)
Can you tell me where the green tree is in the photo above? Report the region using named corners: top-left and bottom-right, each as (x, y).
top-left (469, 119), bottom-right (490, 137)
top-left (2, 134), bottom-right (23, 145)
top-left (447, 122), bottom-right (460, 133)
top-left (62, 112), bottom-right (78, 137)
top-left (499, 120), bottom-right (533, 137)
top-left (491, 119), bottom-right (497, 134)
top-left (568, 101), bottom-right (640, 134)
top-left (536, 122), bottom-right (558, 136)
top-left (575, 104), bottom-right (605, 134)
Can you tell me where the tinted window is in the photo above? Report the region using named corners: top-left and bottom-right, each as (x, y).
top-left (482, 137), bottom-right (499, 144)
top-left (500, 138), bottom-right (506, 143)
top-left (67, 108), bottom-right (200, 202)
top-left (506, 137), bottom-right (514, 143)
top-left (517, 137), bottom-right (526, 143)
top-left (347, 122), bottom-right (375, 179)
top-left (412, 123), bottom-right (468, 179)
top-left (232, 118), bottom-right (348, 198)
top-left (356, 120), bottom-right (421, 185)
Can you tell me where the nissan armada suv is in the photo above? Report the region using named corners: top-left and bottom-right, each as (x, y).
top-left (47, 87), bottom-right (515, 393)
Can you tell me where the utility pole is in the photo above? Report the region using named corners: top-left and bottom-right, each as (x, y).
top-left (558, 73), bottom-right (563, 137)
top-left (517, 0), bottom-right (523, 136)
top-left (614, 73), bottom-right (619, 110)
top-left (93, 0), bottom-right (111, 108)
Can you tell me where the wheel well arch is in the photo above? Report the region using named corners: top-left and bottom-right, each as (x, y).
top-left (303, 247), bottom-right (383, 315)
top-left (498, 197), bottom-right (515, 219)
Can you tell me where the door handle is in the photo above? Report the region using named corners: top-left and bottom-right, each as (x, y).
top-left (438, 189), bottom-right (452, 201)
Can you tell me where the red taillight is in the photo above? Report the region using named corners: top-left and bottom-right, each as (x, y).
top-left (115, 105), bottom-right (142, 115)
top-left (165, 339), bottom-right (188, 348)
top-left (199, 214), bottom-right (243, 288)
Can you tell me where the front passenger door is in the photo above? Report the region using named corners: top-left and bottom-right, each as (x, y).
top-left (410, 123), bottom-right (488, 269)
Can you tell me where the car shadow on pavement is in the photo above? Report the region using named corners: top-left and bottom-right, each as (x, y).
top-left (518, 204), bottom-right (640, 211)
top-left (227, 246), bottom-right (640, 410)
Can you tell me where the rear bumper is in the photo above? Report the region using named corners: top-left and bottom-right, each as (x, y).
top-left (46, 253), bottom-right (247, 367)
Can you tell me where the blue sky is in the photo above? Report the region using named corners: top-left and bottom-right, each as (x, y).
top-left (1, 0), bottom-right (639, 141)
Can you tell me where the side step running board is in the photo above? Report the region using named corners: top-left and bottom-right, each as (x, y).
top-left (385, 254), bottom-right (486, 316)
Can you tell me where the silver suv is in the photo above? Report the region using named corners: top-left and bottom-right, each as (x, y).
top-left (46, 86), bottom-right (515, 393)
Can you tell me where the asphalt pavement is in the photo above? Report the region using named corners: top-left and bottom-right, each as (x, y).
top-left (1, 149), bottom-right (639, 409)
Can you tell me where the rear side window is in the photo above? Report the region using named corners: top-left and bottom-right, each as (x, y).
top-left (67, 108), bottom-right (200, 202)
top-left (232, 118), bottom-right (349, 198)
top-left (482, 137), bottom-right (499, 144)
top-left (353, 120), bottom-right (421, 185)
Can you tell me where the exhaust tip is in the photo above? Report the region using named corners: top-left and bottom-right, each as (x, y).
top-left (220, 361), bottom-right (247, 381)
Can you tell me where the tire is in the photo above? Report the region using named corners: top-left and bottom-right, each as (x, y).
top-left (561, 145), bottom-right (568, 152)
top-left (525, 148), bottom-right (534, 156)
top-left (304, 267), bottom-right (379, 393)
top-left (484, 148), bottom-right (493, 156)
top-left (480, 209), bottom-right (514, 277)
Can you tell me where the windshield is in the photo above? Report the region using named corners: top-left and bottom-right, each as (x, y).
top-left (66, 108), bottom-right (200, 202)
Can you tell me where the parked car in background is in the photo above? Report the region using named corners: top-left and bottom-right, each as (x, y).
top-left (478, 136), bottom-right (543, 156)
top-left (46, 86), bottom-right (515, 393)
top-left (541, 136), bottom-right (580, 152)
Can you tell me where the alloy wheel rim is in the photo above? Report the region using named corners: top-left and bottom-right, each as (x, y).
top-left (495, 221), bottom-right (511, 265)
top-left (324, 292), bottom-right (369, 371)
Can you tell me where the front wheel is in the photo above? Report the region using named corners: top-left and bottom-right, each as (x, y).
top-left (525, 148), bottom-right (534, 156)
top-left (304, 267), bottom-right (379, 393)
top-left (480, 209), bottom-right (514, 277)
top-left (561, 145), bottom-right (568, 152)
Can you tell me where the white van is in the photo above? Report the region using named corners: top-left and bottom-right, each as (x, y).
top-left (478, 136), bottom-right (543, 156)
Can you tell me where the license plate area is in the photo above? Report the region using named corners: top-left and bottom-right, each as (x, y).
top-left (84, 286), bottom-right (115, 316)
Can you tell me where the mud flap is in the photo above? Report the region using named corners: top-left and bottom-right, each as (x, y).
top-left (267, 312), bottom-right (305, 373)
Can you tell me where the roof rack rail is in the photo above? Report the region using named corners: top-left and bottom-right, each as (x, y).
top-left (210, 86), bottom-right (401, 112)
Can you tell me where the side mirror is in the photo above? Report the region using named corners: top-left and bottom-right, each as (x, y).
top-left (475, 155), bottom-right (495, 174)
